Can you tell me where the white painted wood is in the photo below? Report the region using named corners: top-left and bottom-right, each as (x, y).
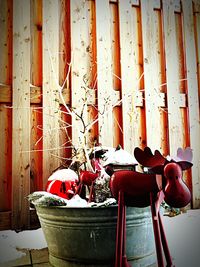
top-left (141, 0), bottom-right (163, 151)
top-left (42, 0), bottom-right (60, 186)
top-left (12, 0), bottom-right (31, 229)
top-left (118, 0), bottom-right (143, 153)
top-left (162, 0), bottom-right (184, 155)
top-left (96, 0), bottom-right (115, 146)
top-left (182, 0), bottom-right (200, 208)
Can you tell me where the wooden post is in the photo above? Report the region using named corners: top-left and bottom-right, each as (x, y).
top-left (162, 0), bottom-right (184, 156)
top-left (141, 0), bottom-right (165, 152)
top-left (118, 0), bottom-right (144, 153)
top-left (96, 0), bottom-right (115, 146)
top-left (30, 0), bottom-right (43, 192)
top-left (182, 0), bottom-right (200, 208)
top-left (12, 0), bottom-right (31, 229)
top-left (0, 0), bottom-right (12, 217)
top-left (70, 0), bottom-right (90, 150)
top-left (42, 0), bottom-right (60, 186)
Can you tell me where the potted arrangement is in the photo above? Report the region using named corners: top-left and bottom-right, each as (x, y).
top-left (28, 147), bottom-right (156, 267)
top-left (28, 75), bottom-right (156, 267)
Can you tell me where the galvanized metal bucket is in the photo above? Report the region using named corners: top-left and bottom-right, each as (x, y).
top-left (36, 205), bottom-right (156, 267)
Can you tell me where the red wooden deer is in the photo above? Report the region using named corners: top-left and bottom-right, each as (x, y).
top-left (108, 146), bottom-right (193, 267)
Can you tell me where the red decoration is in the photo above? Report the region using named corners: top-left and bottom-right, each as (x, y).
top-left (46, 169), bottom-right (78, 199)
top-left (108, 146), bottom-right (193, 267)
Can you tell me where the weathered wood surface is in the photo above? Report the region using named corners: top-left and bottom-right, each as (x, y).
top-left (0, 0), bottom-right (200, 229)
top-left (12, 0), bottom-right (31, 229)
top-left (162, 0), bottom-right (185, 155)
top-left (42, 0), bottom-right (60, 186)
top-left (70, 0), bottom-right (91, 154)
top-left (182, 0), bottom-right (200, 208)
top-left (119, 0), bottom-right (144, 153)
top-left (141, 0), bottom-right (165, 152)
top-left (96, 0), bottom-right (115, 146)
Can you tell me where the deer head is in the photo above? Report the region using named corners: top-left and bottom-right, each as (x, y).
top-left (134, 146), bottom-right (193, 208)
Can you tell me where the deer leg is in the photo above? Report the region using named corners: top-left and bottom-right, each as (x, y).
top-left (122, 205), bottom-right (131, 267)
top-left (150, 193), bottom-right (165, 267)
top-left (115, 191), bottom-right (125, 267)
top-left (158, 212), bottom-right (174, 267)
top-left (75, 183), bottom-right (82, 195)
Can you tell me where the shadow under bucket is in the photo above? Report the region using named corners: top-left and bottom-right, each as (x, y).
top-left (35, 205), bottom-right (156, 267)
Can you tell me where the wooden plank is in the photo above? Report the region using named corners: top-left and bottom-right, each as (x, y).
top-left (141, 0), bottom-right (164, 151)
top-left (162, 0), bottom-right (184, 156)
top-left (193, 0), bottom-right (200, 12)
top-left (0, 84), bottom-right (12, 103)
top-left (95, 0), bottom-right (115, 146)
top-left (12, 0), bottom-right (31, 229)
top-left (0, 0), bottom-right (12, 84)
top-left (31, 0), bottom-right (42, 87)
top-left (0, 105), bottom-right (12, 212)
top-left (59, 0), bottom-right (71, 86)
top-left (118, 1), bottom-right (143, 152)
top-left (0, 211), bottom-right (11, 230)
top-left (1, 85), bottom-right (118, 105)
top-left (182, 0), bottom-right (200, 208)
top-left (30, 106), bottom-right (43, 193)
top-left (42, 0), bottom-right (60, 186)
top-left (70, 0), bottom-right (91, 150)
top-left (194, 2), bottom-right (200, 120)
top-left (110, 2), bottom-right (122, 147)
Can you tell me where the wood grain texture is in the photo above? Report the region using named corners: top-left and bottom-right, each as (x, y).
top-left (70, 0), bottom-right (90, 149)
top-left (141, 0), bottom-right (164, 152)
top-left (12, 0), bottom-right (31, 229)
top-left (182, 0), bottom-right (200, 208)
top-left (119, 1), bottom-right (144, 153)
top-left (0, 105), bottom-right (12, 212)
top-left (0, 0), bottom-right (12, 84)
top-left (31, 0), bottom-right (42, 86)
top-left (96, 0), bottom-right (115, 146)
top-left (162, 0), bottom-right (184, 155)
top-left (42, 0), bottom-right (60, 186)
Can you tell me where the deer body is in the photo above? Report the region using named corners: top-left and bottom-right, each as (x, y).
top-left (108, 146), bottom-right (193, 267)
top-left (110, 170), bottom-right (159, 207)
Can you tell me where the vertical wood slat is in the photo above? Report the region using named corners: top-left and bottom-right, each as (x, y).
top-left (70, 0), bottom-right (90, 149)
top-left (194, 2), bottom-right (200, 102)
top-left (0, 106), bottom-right (12, 211)
top-left (30, 0), bottom-right (43, 192)
top-left (118, 0), bottom-right (143, 153)
top-left (182, 0), bottom-right (200, 208)
top-left (30, 107), bottom-right (43, 192)
top-left (95, 0), bottom-right (115, 146)
top-left (42, 0), bottom-right (60, 186)
top-left (110, 3), bottom-right (123, 148)
top-left (141, 0), bottom-right (163, 152)
top-left (0, 0), bottom-right (12, 84)
top-left (87, 0), bottom-right (98, 147)
top-left (0, 0), bottom-right (8, 82)
top-left (0, 0), bottom-right (12, 213)
top-left (12, 0), bottom-right (31, 229)
top-left (31, 0), bottom-right (42, 87)
top-left (162, 0), bottom-right (184, 156)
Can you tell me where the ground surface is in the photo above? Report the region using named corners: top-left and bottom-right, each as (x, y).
top-left (0, 209), bottom-right (200, 267)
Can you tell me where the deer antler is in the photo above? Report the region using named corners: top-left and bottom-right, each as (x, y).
top-left (134, 147), bottom-right (166, 168)
top-left (170, 147), bottom-right (193, 170)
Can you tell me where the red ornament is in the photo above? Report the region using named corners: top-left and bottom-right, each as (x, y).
top-left (46, 169), bottom-right (78, 199)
